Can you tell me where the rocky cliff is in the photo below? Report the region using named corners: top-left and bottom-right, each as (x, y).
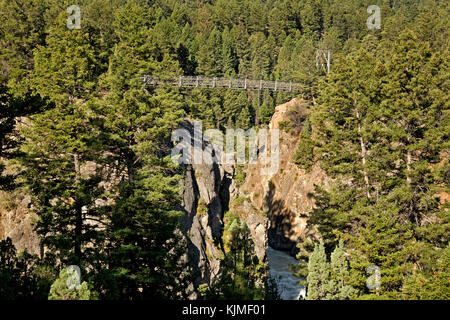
top-left (239, 98), bottom-right (331, 256)
top-left (177, 120), bottom-right (269, 296)
top-left (178, 98), bottom-right (333, 296)
top-left (0, 98), bottom-right (330, 291)
top-left (0, 192), bottom-right (40, 256)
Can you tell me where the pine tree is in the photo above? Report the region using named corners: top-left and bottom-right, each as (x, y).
top-left (305, 240), bottom-right (356, 300)
top-left (380, 29), bottom-right (447, 225)
top-left (90, 2), bottom-right (187, 299)
top-left (249, 32), bottom-right (271, 80)
top-left (0, 237), bottom-right (56, 299)
top-left (299, 0), bottom-right (323, 41)
top-left (326, 240), bottom-right (357, 299)
top-left (306, 241), bottom-right (329, 300)
top-left (293, 117), bottom-right (315, 172)
top-left (48, 267), bottom-right (92, 300)
top-left (312, 45), bottom-right (382, 199)
top-left (221, 27), bottom-right (238, 77)
top-left (233, 23), bottom-right (252, 78)
top-left (0, 0), bottom-right (48, 97)
top-left (300, 28), bottom-right (448, 299)
top-left (197, 27), bottom-right (222, 76)
top-left (18, 12), bottom-right (103, 267)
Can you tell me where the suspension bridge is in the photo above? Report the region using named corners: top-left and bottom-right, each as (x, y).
top-left (142, 75), bottom-right (305, 93)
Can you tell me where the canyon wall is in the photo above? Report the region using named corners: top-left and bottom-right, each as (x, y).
top-left (178, 120), bottom-right (269, 296)
top-left (239, 98), bottom-right (330, 255)
top-left (0, 98), bottom-right (329, 293)
top-left (0, 192), bottom-right (40, 256)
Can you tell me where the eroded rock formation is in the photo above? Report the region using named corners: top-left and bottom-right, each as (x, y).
top-left (0, 192), bottom-right (40, 256)
top-left (178, 119), bottom-right (270, 295)
top-left (240, 98), bottom-right (331, 255)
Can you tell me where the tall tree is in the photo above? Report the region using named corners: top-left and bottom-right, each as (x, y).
top-left (91, 1), bottom-right (187, 299)
top-left (18, 12), bottom-right (102, 267)
top-left (306, 241), bottom-right (328, 300)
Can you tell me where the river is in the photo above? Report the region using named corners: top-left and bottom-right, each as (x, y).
top-left (267, 246), bottom-right (306, 300)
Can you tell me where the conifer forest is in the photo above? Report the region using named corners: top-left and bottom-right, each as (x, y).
top-left (0, 0), bottom-right (448, 302)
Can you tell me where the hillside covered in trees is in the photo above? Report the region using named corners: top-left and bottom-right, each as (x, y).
top-left (0, 0), bottom-right (448, 300)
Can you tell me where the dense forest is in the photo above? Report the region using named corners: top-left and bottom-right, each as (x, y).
top-left (0, 0), bottom-right (448, 300)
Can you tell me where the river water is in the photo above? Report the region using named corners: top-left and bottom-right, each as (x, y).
top-left (267, 246), bottom-right (306, 300)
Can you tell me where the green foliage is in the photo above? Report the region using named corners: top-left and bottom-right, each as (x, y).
top-left (327, 240), bottom-right (358, 299)
top-left (400, 246), bottom-right (450, 300)
top-left (234, 165), bottom-right (246, 188)
top-left (0, 238), bottom-right (56, 300)
top-left (278, 120), bottom-right (292, 133)
top-left (197, 198), bottom-right (208, 216)
top-left (233, 196), bottom-right (245, 206)
top-left (207, 216), bottom-right (266, 299)
top-left (306, 240), bottom-right (356, 300)
top-left (300, 25), bottom-right (449, 300)
top-left (306, 241), bottom-right (329, 300)
top-left (88, 2), bottom-right (187, 299)
top-left (0, 0), bottom-right (448, 301)
top-left (294, 118), bottom-right (315, 171)
top-left (48, 267), bottom-right (92, 300)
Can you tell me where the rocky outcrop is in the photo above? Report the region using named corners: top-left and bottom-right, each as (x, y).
top-left (178, 120), bottom-right (229, 293)
top-left (177, 97), bottom-right (332, 292)
top-left (178, 119), bottom-right (270, 295)
top-left (240, 98), bottom-right (331, 256)
top-left (245, 213), bottom-right (268, 262)
top-left (180, 163), bottom-right (224, 290)
top-left (0, 192), bottom-right (40, 256)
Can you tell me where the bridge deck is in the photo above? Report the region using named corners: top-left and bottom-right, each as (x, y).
top-left (142, 75), bottom-right (304, 93)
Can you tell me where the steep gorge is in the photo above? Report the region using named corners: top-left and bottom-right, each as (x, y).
top-left (179, 98), bottom-right (331, 297)
top-left (240, 98), bottom-right (331, 255)
top-left (0, 98), bottom-right (329, 298)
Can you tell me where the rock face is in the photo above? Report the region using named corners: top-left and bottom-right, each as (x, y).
top-left (245, 213), bottom-right (269, 262)
top-left (178, 120), bottom-right (228, 292)
top-left (179, 163), bottom-right (224, 290)
top-left (0, 192), bottom-right (40, 256)
top-left (240, 98), bottom-right (331, 256)
top-left (178, 120), bottom-right (269, 295)
top-left (177, 97), bottom-right (326, 291)
top-left (0, 98), bottom-right (336, 296)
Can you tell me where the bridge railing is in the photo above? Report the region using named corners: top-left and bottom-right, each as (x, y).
top-left (142, 75), bottom-right (304, 93)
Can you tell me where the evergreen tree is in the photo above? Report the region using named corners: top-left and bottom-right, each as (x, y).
top-left (0, 238), bottom-right (56, 300)
top-left (293, 117), bottom-right (315, 171)
top-left (90, 2), bottom-right (187, 299)
top-left (48, 267), bottom-right (92, 300)
top-left (197, 27), bottom-right (222, 76)
top-left (299, 0), bottom-right (323, 41)
top-left (306, 241), bottom-right (328, 300)
top-left (326, 240), bottom-right (357, 299)
top-left (0, 0), bottom-right (48, 96)
top-left (18, 12), bottom-right (103, 267)
top-left (306, 240), bottom-right (356, 300)
top-left (298, 27), bottom-right (449, 300)
top-left (221, 27), bottom-right (238, 77)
